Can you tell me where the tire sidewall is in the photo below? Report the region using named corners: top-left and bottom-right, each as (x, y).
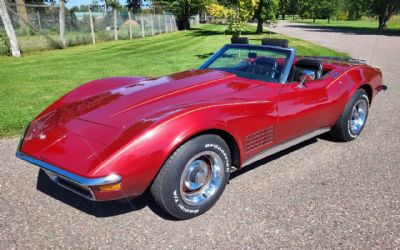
top-left (163, 135), bottom-right (231, 219)
top-left (345, 90), bottom-right (370, 140)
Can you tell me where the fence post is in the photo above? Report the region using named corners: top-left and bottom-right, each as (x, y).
top-left (128, 11), bottom-right (132, 39)
top-left (171, 16), bottom-right (176, 31)
top-left (37, 11), bottom-right (41, 30)
top-left (169, 16), bottom-right (173, 32)
top-left (150, 14), bottom-right (154, 36)
top-left (140, 17), bottom-right (145, 38)
top-left (59, 0), bottom-right (67, 48)
top-left (88, 6), bottom-right (95, 44)
top-left (0, 0), bottom-right (21, 57)
top-left (113, 8), bottom-right (118, 40)
top-left (157, 15), bottom-right (161, 34)
top-left (164, 15), bottom-right (168, 33)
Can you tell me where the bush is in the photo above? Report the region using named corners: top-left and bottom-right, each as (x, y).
top-left (0, 30), bottom-right (11, 56)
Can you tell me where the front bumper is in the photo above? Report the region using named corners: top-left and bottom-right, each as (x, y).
top-left (16, 150), bottom-right (121, 201)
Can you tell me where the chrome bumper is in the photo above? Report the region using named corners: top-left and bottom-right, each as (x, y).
top-left (16, 150), bottom-right (121, 201)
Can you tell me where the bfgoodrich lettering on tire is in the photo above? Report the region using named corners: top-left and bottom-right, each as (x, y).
top-left (150, 134), bottom-right (231, 219)
top-left (330, 89), bottom-right (370, 142)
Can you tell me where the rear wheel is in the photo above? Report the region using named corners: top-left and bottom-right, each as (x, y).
top-left (330, 89), bottom-right (369, 141)
top-left (150, 134), bottom-right (231, 219)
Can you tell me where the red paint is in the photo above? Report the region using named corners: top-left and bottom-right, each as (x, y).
top-left (20, 59), bottom-right (383, 201)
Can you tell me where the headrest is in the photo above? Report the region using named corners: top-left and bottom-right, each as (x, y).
top-left (262, 38), bottom-right (289, 48)
top-left (231, 37), bottom-right (249, 44)
top-left (248, 52), bottom-right (257, 58)
top-left (255, 57), bottom-right (277, 66)
top-left (296, 58), bottom-right (323, 71)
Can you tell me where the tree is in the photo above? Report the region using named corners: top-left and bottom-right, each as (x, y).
top-left (227, 0), bottom-right (257, 36)
top-left (126, 0), bottom-right (141, 13)
top-left (0, 0), bottom-right (21, 56)
top-left (255, 0), bottom-right (278, 33)
top-left (287, 0), bottom-right (298, 20)
top-left (165, 0), bottom-right (208, 30)
top-left (368, 0), bottom-right (400, 30)
top-left (319, 0), bottom-right (342, 23)
top-left (15, 0), bottom-right (29, 28)
top-left (206, 3), bottom-right (234, 23)
top-left (345, 0), bottom-right (366, 20)
top-left (278, 0), bottom-right (288, 19)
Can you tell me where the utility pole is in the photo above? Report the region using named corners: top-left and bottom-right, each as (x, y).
top-left (0, 0), bottom-right (21, 57)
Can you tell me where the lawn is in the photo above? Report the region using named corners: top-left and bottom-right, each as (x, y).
top-left (0, 24), bottom-right (348, 137)
top-left (291, 16), bottom-right (400, 35)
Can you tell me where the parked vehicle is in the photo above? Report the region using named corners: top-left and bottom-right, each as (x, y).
top-left (17, 41), bottom-right (386, 219)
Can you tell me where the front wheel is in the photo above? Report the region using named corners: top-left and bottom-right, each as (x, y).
top-left (330, 89), bottom-right (370, 141)
top-left (150, 134), bottom-right (231, 219)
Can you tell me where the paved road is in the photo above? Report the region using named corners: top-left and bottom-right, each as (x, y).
top-left (1, 22), bottom-right (399, 249)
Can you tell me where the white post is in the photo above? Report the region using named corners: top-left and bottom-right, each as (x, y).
top-left (164, 15), bottom-right (168, 33)
top-left (140, 18), bottom-right (145, 38)
top-left (88, 6), bottom-right (95, 44)
top-left (157, 15), bottom-right (161, 34)
top-left (37, 11), bottom-right (41, 30)
top-left (59, 0), bottom-right (67, 48)
top-left (128, 11), bottom-right (132, 39)
top-left (169, 16), bottom-right (173, 32)
top-left (172, 16), bottom-right (176, 31)
top-left (113, 8), bottom-right (118, 40)
top-left (0, 0), bottom-right (21, 57)
top-left (150, 14), bottom-right (154, 36)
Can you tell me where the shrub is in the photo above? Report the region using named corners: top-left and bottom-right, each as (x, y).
top-left (0, 30), bottom-right (11, 56)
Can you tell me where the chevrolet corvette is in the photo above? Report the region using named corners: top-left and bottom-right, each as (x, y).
top-left (17, 40), bottom-right (386, 219)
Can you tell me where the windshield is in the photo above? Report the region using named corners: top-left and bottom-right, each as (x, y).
top-left (200, 45), bottom-right (293, 83)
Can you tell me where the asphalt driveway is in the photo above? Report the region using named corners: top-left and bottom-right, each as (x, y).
top-left (1, 21), bottom-right (399, 248)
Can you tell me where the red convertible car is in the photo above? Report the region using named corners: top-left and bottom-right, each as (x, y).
top-left (17, 42), bottom-right (386, 219)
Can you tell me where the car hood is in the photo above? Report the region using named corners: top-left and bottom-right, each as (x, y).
top-left (20, 69), bottom-right (265, 177)
top-left (70, 69), bottom-right (236, 128)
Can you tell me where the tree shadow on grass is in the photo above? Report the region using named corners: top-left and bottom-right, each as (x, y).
top-left (36, 169), bottom-right (178, 220)
top-left (286, 23), bottom-right (400, 36)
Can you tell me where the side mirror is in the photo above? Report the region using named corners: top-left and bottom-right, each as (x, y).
top-left (297, 70), bottom-right (315, 88)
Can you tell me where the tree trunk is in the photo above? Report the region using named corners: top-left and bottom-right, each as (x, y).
top-left (0, 0), bottom-right (21, 56)
top-left (256, 18), bottom-right (263, 33)
top-left (15, 0), bottom-right (29, 28)
top-left (59, 0), bottom-right (66, 48)
top-left (177, 17), bottom-right (190, 30)
top-left (255, 0), bottom-right (263, 34)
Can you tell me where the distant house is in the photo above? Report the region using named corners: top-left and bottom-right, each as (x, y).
top-left (74, 12), bottom-right (104, 21)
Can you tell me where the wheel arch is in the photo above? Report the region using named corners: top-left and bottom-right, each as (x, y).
top-left (359, 83), bottom-right (373, 103)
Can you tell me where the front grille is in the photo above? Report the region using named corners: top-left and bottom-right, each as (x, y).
top-left (45, 171), bottom-right (95, 200)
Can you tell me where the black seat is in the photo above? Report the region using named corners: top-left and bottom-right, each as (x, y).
top-left (288, 58), bottom-right (323, 82)
top-left (250, 57), bottom-right (278, 78)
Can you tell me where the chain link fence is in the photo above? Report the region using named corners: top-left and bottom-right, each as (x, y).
top-left (0, 3), bottom-right (199, 55)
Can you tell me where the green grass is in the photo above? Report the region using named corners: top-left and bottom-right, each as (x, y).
top-left (0, 24), bottom-right (348, 137)
top-left (291, 16), bottom-right (400, 35)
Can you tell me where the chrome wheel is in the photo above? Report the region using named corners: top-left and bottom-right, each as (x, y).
top-left (179, 151), bottom-right (224, 206)
top-left (349, 99), bottom-right (368, 135)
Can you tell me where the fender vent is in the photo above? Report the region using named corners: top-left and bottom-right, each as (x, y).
top-left (245, 126), bottom-right (274, 153)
